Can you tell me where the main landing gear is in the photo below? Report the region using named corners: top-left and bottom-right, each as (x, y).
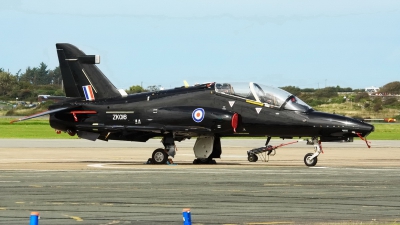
top-left (193, 157), bottom-right (217, 164)
top-left (149, 134), bottom-right (176, 164)
top-left (149, 135), bottom-right (222, 165)
top-left (247, 137), bottom-right (323, 167)
top-left (151, 148), bottom-right (169, 164)
top-left (192, 136), bottom-right (221, 164)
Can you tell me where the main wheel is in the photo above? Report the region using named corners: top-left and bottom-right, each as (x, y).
top-left (304, 153), bottom-right (318, 167)
top-left (198, 158), bottom-right (209, 164)
top-left (193, 158), bottom-right (217, 164)
top-left (152, 148), bottom-right (168, 164)
top-left (248, 154), bottom-right (258, 162)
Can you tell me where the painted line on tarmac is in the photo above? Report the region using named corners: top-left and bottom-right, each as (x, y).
top-left (246, 222), bottom-right (294, 225)
top-left (87, 163), bottom-right (400, 173)
top-left (88, 163), bottom-right (108, 168)
top-left (88, 163), bottom-right (325, 171)
top-left (1, 164), bottom-right (399, 173)
top-left (39, 181), bottom-right (151, 184)
top-left (0, 158), bottom-right (83, 162)
top-left (64, 215), bottom-right (83, 222)
top-left (86, 164), bottom-right (315, 174)
top-left (86, 163), bottom-right (338, 174)
top-left (340, 167), bottom-right (400, 171)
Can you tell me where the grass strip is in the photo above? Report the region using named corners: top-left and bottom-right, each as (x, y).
top-left (0, 118), bottom-right (76, 139)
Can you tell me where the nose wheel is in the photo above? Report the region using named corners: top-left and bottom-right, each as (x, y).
top-left (304, 153), bottom-right (318, 167)
top-left (303, 137), bottom-right (323, 167)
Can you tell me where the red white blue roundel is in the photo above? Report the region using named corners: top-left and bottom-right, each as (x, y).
top-left (192, 108), bottom-right (205, 123)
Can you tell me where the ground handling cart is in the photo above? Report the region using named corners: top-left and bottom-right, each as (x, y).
top-left (247, 140), bottom-right (300, 162)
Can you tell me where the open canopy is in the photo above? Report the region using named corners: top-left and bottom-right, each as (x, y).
top-left (215, 82), bottom-right (311, 112)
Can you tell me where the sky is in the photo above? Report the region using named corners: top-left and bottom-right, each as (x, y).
top-left (1, 0), bottom-right (400, 90)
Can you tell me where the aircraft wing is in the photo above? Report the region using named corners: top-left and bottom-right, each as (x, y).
top-left (10, 107), bottom-right (71, 123)
top-left (126, 125), bottom-right (211, 133)
top-left (76, 124), bottom-right (211, 133)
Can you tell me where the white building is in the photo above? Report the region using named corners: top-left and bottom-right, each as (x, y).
top-left (365, 86), bottom-right (379, 93)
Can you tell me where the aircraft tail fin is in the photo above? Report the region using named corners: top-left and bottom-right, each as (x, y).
top-left (56, 43), bottom-right (121, 100)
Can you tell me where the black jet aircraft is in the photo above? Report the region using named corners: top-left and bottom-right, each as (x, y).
top-left (12, 43), bottom-right (374, 166)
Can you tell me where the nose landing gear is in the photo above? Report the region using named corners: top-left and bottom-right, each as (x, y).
top-left (304, 137), bottom-right (323, 167)
top-left (304, 153), bottom-right (318, 167)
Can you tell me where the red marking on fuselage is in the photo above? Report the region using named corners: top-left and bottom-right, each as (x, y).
top-left (70, 110), bottom-right (97, 122)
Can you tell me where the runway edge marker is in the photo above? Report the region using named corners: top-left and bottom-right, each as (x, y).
top-left (182, 208), bottom-right (191, 225)
top-left (30, 211), bottom-right (39, 225)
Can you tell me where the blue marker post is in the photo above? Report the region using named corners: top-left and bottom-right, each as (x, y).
top-left (182, 208), bottom-right (191, 225)
top-left (30, 212), bottom-right (39, 225)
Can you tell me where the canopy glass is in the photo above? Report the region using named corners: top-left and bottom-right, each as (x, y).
top-left (215, 82), bottom-right (311, 112)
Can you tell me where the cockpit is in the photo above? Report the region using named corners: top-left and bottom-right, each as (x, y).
top-left (215, 82), bottom-right (312, 112)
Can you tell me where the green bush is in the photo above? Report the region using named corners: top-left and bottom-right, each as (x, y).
top-left (331, 96), bottom-right (346, 104)
top-left (383, 97), bottom-right (398, 106)
top-left (354, 92), bottom-right (370, 102)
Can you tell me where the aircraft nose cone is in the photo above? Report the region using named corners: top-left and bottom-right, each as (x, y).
top-left (358, 121), bottom-right (374, 136)
top-left (370, 123), bottom-right (375, 132)
top-left (307, 111), bottom-right (374, 137)
top-left (337, 117), bottom-right (375, 137)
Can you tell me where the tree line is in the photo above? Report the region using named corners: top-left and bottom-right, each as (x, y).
top-left (280, 82), bottom-right (400, 111)
top-left (0, 63), bottom-right (63, 102)
top-left (0, 62), bottom-right (164, 102)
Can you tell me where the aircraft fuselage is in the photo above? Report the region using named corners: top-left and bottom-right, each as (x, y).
top-left (49, 83), bottom-right (373, 143)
